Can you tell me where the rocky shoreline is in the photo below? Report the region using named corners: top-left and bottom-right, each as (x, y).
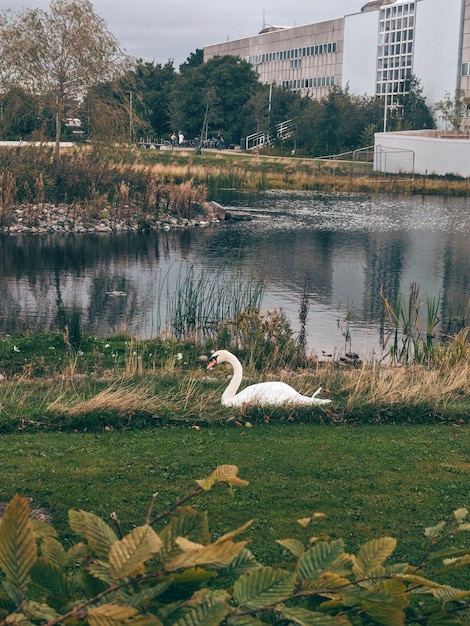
top-left (0, 200), bottom-right (253, 234)
top-left (0, 202), bottom-right (223, 234)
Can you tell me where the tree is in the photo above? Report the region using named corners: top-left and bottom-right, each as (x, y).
top-left (169, 55), bottom-right (261, 144)
top-left (132, 60), bottom-right (176, 140)
top-left (179, 49), bottom-right (204, 73)
top-left (0, 86), bottom-right (43, 140)
top-left (0, 0), bottom-right (128, 161)
top-left (399, 75), bottom-right (435, 130)
top-left (434, 89), bottom-right (470, 131)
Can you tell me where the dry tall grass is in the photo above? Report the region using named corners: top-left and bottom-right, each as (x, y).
top-left (339, 362), bottom-right (469, 407)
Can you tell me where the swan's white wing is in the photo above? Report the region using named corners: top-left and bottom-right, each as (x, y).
top-left (225, 381), bottom-right (331, 407)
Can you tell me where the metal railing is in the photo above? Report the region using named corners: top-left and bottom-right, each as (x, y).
top-left (245, 119), bottom-right (295, 150)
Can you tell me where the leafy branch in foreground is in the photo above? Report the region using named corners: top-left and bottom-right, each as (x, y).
top-left (0, 465), bottom-right (468, 625)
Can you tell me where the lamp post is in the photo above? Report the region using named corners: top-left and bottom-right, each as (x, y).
top-left (383, 83), bottom-right (388, 133)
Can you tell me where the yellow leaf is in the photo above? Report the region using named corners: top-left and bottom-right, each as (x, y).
top-left (109, 526), bottom-right (163, 580)
top-left (215, 519), bottom-right (254, 544)
top-left (175, 537), bottom-right (204, 552)
top-left (196, 465), bottom-right (249, 491)
top-left (166, 539), bottom-right (248, 571)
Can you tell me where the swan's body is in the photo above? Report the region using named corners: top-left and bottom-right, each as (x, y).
top-left (207, 349), bottom-right (331, 408)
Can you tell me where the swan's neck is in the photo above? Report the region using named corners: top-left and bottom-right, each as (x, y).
top-left (221, 354), bottom-right (243, 402)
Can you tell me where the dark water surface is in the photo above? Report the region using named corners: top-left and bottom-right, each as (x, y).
top-left (1, 191), bottom-right (469, 358)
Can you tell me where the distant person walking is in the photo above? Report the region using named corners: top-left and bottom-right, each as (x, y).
top-left (178, 131), bottom-right (184, 146)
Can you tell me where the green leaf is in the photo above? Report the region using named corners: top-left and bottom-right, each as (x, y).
top-left (361, 579), bottom-right (408, 626)
top-left (172, 595), bottom-right (229, 626)
top-left (233, 566), bottom-right (296, 610)
top-left (31, 519), bottom-right (57, 539)
top-left (226, 616), bottom-right (266, 626)
top-left (223, 548), bottom-right (261, 576)
top-left (354, 537), bottom-right (396, 578)
top-left (297, 540), bottom-right (345, 581)
top-left (66, 541), bottom-right (87, 567)
top-left (87, 559), bottom-right (113, 585)
top-left (159, 507), bottom-right (210, 561)
top-left (39, 536), bottom-right (67, 567)
top-left (278, 605), bottom-right (338, 626)
top-left (428, 613), bottom-right (469, 625)
top-left (276, 538), bottom-right (305, 558)
top-left (29, 557), bottom-right (70, 596)
top-left (0, 495), bottom-right (37, 593)
top-left (69, 510), bottom-right (118, 560)
top-left (125, 582), bottom-right (171, 609)
top-left (109, 525), bottom-right (163, 580)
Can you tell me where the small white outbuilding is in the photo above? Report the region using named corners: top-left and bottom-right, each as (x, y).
top-left (374, 130), bottom-right (470, 178)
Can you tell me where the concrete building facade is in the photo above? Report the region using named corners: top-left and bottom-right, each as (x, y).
top-left (203, 0), bottom-right (470, 128)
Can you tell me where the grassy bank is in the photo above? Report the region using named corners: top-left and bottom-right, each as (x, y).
top-left (0, 329), bottom-right (469, 433)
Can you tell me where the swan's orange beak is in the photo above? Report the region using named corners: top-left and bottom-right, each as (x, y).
top-left (207, 357), bottom-right (217, 370)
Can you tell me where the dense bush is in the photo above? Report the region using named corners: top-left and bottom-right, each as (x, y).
top-left (0, 146), bottom-right (207, 221)
top-left (0, 465), bottom-right (468, 625)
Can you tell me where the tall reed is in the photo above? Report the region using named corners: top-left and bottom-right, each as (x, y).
top-left (165, 263), bottom-right (265, 342)
top-left (380, 283), bottom-right (469, 365)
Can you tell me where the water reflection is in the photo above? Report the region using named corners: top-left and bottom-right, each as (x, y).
top-left (1, 191), bottom-right (469, 357)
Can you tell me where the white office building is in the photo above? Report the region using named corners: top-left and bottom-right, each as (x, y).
top-left (204, 0), bottom-right (470, 129)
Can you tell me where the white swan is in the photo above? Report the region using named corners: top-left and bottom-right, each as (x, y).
top-left (207, 349), bottom-right (332, 408)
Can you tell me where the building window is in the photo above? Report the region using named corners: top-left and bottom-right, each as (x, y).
top-left (462, 62), bottom-right (470, 76)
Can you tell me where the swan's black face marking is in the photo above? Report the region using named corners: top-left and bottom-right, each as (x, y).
top-left (207, 354), bottom-right (218, 370)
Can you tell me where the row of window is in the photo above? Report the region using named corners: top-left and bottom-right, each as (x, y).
top-left (378, 67), bottom-right (413, 82)
top-left (376, 81), bottom-right (408, 95)
top-left (378, 55), bottom-right (413, 70)
top-left (281, 76), bottom-right (335, 90)
top-left (378, 42), bottom-right (413, 57)
top-left (380, 2), bottom-right (415, 19)
top-left (380, 15), bottom-right (415, 33)
top-left (247, 41), bottom-right (336, 66)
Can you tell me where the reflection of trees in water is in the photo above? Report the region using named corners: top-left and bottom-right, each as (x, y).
top-left (201, 227), bottom-right (336, 299)
top-left (0, 229), bottom-right (217, 336)
top-left (441, 236), bottom-right (470, 332)
top-left (1, 196), bottom-right (469, 341)
top-left (364, 234), bottom-right (406, 322)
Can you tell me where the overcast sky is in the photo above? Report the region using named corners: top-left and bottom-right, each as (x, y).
top-left (2, 0), bottom-right (367, 68)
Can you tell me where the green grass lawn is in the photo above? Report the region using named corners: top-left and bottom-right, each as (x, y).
top-left (0, 423), bottom-right (468, 577)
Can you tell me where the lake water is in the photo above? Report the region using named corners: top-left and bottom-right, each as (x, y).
top-left (1, 190), bottom-right (469, 359)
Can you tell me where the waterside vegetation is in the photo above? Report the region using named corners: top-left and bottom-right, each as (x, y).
top-left (0, 291), bottom-right (469, 433)
top-left (2, 145), bottom-right (470, 235)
